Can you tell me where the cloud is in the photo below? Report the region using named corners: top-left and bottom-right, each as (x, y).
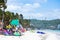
top-left (21, 3), bottom-right (40, 13)
top-left (22, 13), bottom-right (44, 19)
top-left (6, 0), bottom-right (48, 20)
top-left (6, 2), bottom-right (41, 19)
top-left (42, 9), bottom-right (60, 20)
top-left (6, 0), bottom-right (47, 12)
top-left (6, 3), bottom-right (40, 13)
top-left (34, 0), bottom-right (47, 3)
top-left (6, 0), bottom-right (60, 20)
top-left (7, 0), bottom-right (47, 5)
top-left (53, 9), bottom-right (60, 13)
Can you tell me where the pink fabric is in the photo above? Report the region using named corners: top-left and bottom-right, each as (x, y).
top-left (4, 30), bottom-right (7, 32)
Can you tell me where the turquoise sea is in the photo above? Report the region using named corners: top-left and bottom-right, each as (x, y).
top-left (35, 29), bottom-right (60, 35)
top-left (35, 29), bottom-right (60, 40)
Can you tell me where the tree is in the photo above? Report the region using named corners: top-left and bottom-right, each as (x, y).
top-left (15, 13), bottom-right (19, 19)
top-left (0, 0), bottom-right (7, 9)
top-left (4, 11), bottom-right (11, 26)
top-left (20, 14), bottom-right (23, 20)
top-left (21, 19), bottom-right (30, 28)
top-left (10, 12), bottom-right (15, 19)
top-left (0, 0), bottom-right (4, 3)
top-left (0, 0), bottom-right (7, 27)
top-left (0, 9), bottom-right (3, 20)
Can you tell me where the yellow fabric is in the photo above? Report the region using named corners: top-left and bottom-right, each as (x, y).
top-left (6, 25), bottom-right (12, 29)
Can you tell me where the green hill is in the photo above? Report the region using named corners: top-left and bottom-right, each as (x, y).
top-left (30, 19), bottom-right (60, 30)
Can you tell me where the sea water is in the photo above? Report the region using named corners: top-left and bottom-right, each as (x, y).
top-left (34, 29), bottom-right (60, 40)
top-left (39, 29), bottom-right (60, 40)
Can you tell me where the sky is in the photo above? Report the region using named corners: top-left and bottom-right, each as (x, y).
top-left (6, 0), bottom-right (60, 20)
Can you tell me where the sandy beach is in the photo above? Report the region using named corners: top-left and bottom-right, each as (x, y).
top-left (0, 30), bottom-right (60, 40)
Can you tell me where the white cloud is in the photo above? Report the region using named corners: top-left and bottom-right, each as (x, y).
top-left (44, 0), bottom-right (47, 2)
top-left (34, 0), bottom-right (47, 3)
top-left (21, 3), bottom-right (40, 13)
top-left (6, 5), bottom-right (21, 11)
top-left (24, 3), bottom-right (40, 8)
top-left (6, 0), bottom-right (60, 20)
top-left (53, 9), bottom-right (60, 13)
top-left (6, 2), bottom-right (41, 19)
top-left (6, 3), bottom-right (40, 13)
top-left (22, 13), bottom-right (44, 19)
top-left (6, 0), bottom-right (47, 20)
top-left (42, 9), bottom-right (60, 20)
top-left (6, 0), bottom-right (47, 12)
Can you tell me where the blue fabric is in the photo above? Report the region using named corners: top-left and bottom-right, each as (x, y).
top-left (37, 31), bottom-right (45, 34)
top-left (16, 24), bottom-right (23, 28)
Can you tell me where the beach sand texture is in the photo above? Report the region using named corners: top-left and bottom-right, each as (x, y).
top-left (0, 31), bottom-right (60, 40)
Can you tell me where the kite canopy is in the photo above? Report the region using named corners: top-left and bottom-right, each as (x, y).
top-left (10, 19), bottom-right (19, 26)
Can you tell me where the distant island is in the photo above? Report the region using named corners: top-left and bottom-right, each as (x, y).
top-left (30, 19), bottom-right (60, 30)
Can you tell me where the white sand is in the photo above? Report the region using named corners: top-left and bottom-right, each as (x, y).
top-left (46, 33), bottom-right (58, 40)
top-left (0, 31), bottom-right (60, 40)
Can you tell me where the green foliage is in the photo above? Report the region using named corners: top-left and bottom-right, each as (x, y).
top-left (0, 0), bottom-right (4, 3)
top-left (0, 9), bottom-right (30, 28)
top-left (20, 14), bottom-right (23, 20)
top-left (19, 19), bottom-right (30, 28)
top-left (30, 19), bottom-right (60, 30)
top-left (0, 9), bottom-right (2, 20)
top-left (0, 0), bottom-right (30, 28)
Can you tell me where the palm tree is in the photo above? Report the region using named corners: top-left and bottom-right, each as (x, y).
top-left (0, 9), bottom-right (3, 20)
top-left (20, 14), bottom-right (23, 20)
top-left (0, 0), bottom-right (7, 28)
top-left (0, 0), bottom-right (7, 8)
top-left (15, 13), bottom-right (19, 19)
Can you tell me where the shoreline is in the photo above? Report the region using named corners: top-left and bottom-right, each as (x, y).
top-left (0, 30), bottom-right (60, 40)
